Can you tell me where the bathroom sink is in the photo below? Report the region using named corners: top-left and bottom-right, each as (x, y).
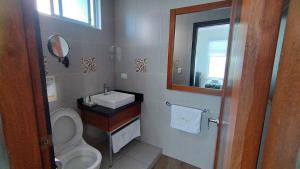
top-left (91, 91), bottom-right (135, 109)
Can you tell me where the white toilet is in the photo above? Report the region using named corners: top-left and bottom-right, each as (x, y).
top-left (51, 108), bottom-right (102, 169)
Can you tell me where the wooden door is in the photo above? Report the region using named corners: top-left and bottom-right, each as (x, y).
top-left (261, 0), bottom-right (300, 168)
top-left (213, 0), bottom-right (285, 168)
top-left (0, 0), bottom-right (54, 168)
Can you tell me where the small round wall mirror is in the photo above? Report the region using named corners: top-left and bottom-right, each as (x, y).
top-left (48, 35), bottom-right (70, 67)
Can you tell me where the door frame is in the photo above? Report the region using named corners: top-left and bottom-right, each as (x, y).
top-left (214, 0), bottom-right (285, 168)
top-left (0, 0), bottom-right (54, 168)
top-left (261, 0), bottom-right (300, 168)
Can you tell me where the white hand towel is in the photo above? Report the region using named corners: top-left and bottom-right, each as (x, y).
top-left (112, 119), bottom-right (141, 153)
top-left (170, 105), bottom-right (202, 134)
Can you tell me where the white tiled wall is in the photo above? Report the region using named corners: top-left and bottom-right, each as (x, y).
top-left (39, 0), bottom-right (115, 111)
top-left (114, 0), bottom-right (222, 168)
top-left (39, 0), bottom-right (115, 141)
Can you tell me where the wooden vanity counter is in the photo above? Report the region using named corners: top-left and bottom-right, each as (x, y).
top-left (77, 90), bottom-right (143, 132)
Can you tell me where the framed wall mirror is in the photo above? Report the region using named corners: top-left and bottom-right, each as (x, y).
top-left (48, 34), bottom-right (70, 67)
top-left (167, 1), bottom-right (232, 96)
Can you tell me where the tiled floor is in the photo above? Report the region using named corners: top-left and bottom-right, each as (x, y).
top-left (95, 139), bottom-right (162, 169)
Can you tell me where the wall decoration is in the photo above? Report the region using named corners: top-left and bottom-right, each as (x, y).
top-left (135, 57), bottom-right (147, 73)
top-left (81, 57), bottom-right (96, 74)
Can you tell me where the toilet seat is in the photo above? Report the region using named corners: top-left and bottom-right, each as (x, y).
top-left (51, 108), bottom-right (102, 169)
top-left (58, 144), bottom-right (102, 169)
top-left (51, 108), bottom-right (83, 155)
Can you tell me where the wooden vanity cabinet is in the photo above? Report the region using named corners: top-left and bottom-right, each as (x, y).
top-left (80, 103), bottom-right (141, 132)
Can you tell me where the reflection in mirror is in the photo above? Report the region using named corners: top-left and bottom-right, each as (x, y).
top-left (48, 35), bottom-right (70, 67)
top-left (171, 7), bottom-right (230, 92)
top-left (190, 19), bottom-right (229, 89)
top-left (48, 35), bottom-right (69, 58)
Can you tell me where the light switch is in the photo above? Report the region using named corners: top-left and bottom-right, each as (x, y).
top-left (121, 73), bottom-right (128, 79)
top-left (177, 67), bottom-right (183, 74)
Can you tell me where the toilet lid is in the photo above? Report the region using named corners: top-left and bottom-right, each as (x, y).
top-left (51, 108), bottom-right (83, 155)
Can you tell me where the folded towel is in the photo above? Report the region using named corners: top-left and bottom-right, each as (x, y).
top-left (171, 105), bottom-right (202, 134)
top-left (112, 119), bottom-right (141, 153)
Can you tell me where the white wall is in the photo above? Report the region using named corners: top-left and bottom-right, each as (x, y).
top-left (39, 0), bottom-right (115, 142)
top-left (114, 0), bottom-right (222, 168)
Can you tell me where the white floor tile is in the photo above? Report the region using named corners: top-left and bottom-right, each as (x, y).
top-left (126, 142), bottom-right (162, 165)
top-left (97, 139), bottom-right (161, 169)
top-left (111, 156), bottom-right (148, 169)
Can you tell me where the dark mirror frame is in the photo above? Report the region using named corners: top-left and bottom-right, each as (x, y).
top-left (167, 1), bottom-right (232, 96)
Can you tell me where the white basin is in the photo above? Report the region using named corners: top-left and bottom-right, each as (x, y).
top-left (91, 91), bottom-right (135, 109)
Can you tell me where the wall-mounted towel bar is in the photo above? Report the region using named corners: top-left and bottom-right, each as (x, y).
top-left (165, 101), bottom-right (209, 113)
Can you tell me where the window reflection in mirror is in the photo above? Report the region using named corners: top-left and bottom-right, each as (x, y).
top-left (191, 20), bottom-right (229, 89)
top-left (172, 7), bottom-right (230, 90)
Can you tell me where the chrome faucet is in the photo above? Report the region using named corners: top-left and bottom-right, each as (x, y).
top-left (103, 83), bottom-right (110, 95)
